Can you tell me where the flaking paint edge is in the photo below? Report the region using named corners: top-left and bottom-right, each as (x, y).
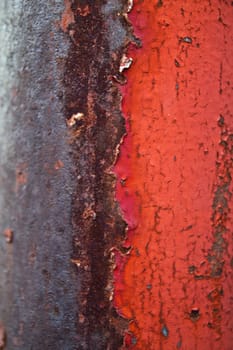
top-left (61, 0), bottom-right (138, 347)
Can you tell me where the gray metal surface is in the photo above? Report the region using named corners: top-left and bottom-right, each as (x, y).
top-left (0, 1), bottom-right (79, 349)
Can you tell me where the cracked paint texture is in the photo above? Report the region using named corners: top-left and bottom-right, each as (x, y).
top-left (114, 0), bottom-right (233, 349)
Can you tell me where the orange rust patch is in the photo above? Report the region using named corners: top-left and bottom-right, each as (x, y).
top-left (82, 206), bottom-right (96, 220)
top-left (60, 0), bottom-right (74, 33)
top-left (54, 160), bottom-right (64, 170)
top-left (77, 5), bottom-right (90, 17)
top-left (15, 163), bottom-right (28, 193)
top-left (3, 228), bottom-right (13, 244)
top-left (44, 160), bottom-right (64, 174)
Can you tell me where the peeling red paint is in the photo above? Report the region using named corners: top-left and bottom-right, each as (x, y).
top-left (115, 1), bottom-right (233, 349)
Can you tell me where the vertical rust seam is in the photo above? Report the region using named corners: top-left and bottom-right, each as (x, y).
top-left (61, 1), bottom-right (137, 348)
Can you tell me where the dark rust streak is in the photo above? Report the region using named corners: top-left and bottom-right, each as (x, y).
top-left (209, 114), bottom-right (232, 278)
top-left (206, 114), bottom-right (233, 335)
top-left (62, 1), bottom-right (131, 348)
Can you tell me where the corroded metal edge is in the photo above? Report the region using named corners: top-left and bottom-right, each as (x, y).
top-left (61, 1), bottom-right (136, 348)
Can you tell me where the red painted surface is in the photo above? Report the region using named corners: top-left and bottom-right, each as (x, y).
top-left (114, 1), bottom-right (233, 349)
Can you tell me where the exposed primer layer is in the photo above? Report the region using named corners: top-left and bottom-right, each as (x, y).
top-left (62, 1), bottom-right (134, 348)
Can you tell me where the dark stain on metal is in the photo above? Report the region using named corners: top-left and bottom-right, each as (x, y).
top-left (207, 287), bottom-right (224, 302)
top-left (189, 308), bottom-right (200, 322)
top-left (209, 115), bottom-right (232, 278)
top-left (156, 0), bottom-right (163, 8)
top-left (188, 265), bottom-right (196, 274)
top-left (174, 59), bottom-right (180, 67)
top-left (161, 325), bottom-right (169, 337)
top-left (202, 114), bottom-right (233, 336)
top-left (190, 112), bottom-right (233, 343)
top-left (131, 336), bottom-right (137, 345)
top-left (219, 62), bottom-right (223, 95)
top-left (181, 224), bottom-right (193, 232)
top-left (62, 0), bottom-right (134, 348)
top-left (194, 274), bottom-right (205, 280)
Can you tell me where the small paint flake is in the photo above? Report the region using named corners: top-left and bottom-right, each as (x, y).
top-left (66, 113), bottom-right (84, 127)
top-left (54, 160), bottom-right (64, 170)
top-left (131, 337), bottom-right (137, 345)
top-left (119, 55), bottom-right (133, 73)
top-left (3, 228), bottom-right (13, 244)
top-left (79, 313), bottom-right (85, 324)
top-left (77, 5), bottom-right (90, 17)
top-left (127, 0), bottom-right (133, 13)
top-left (71, 259), bottom-right (81, 267)
top-left (82, 207), bottom-right (96, 220)
top-left (182, 36), bottom-right (192, 43)
top-left (161, 325), bottom-right (169, 337)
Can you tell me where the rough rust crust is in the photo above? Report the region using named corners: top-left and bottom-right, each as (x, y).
top-left (62, 1), bottom-right (132, 348)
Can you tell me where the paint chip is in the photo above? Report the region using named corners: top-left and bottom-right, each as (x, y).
top-left (71, 258), bottom-right (81, 267)
top-left (119, 54), bottom-right (133, 73)
top-left (3, 228), bottom-right (13, 244)
top-left (131, 337), bottom-right (137, 345)
top-left (54, 160), bottom-right (64, 170)
top-left (181, 36), bottom-right (192, 44)
top-left (66, 113), bottom-right (84, 127)
top-left (161, 325), bottom-right (169, 337)
top-left (77, 5), bottom-right (90, 17)
top-left (127, 0), bottom-right (133, 13)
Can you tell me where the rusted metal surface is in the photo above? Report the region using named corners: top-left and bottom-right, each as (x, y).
top-left (61, 0), bottom-right (134, 348)
top-left (1, 0), bottom-right (232, 349)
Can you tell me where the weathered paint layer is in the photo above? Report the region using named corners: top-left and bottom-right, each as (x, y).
top-left (115, 0), bottom-right (233, 349)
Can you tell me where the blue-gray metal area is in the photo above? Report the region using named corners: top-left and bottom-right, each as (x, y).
top-left (0, 0), bottom-right (132, 349)
top-left (0, 1), bottom-right (80, 349)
